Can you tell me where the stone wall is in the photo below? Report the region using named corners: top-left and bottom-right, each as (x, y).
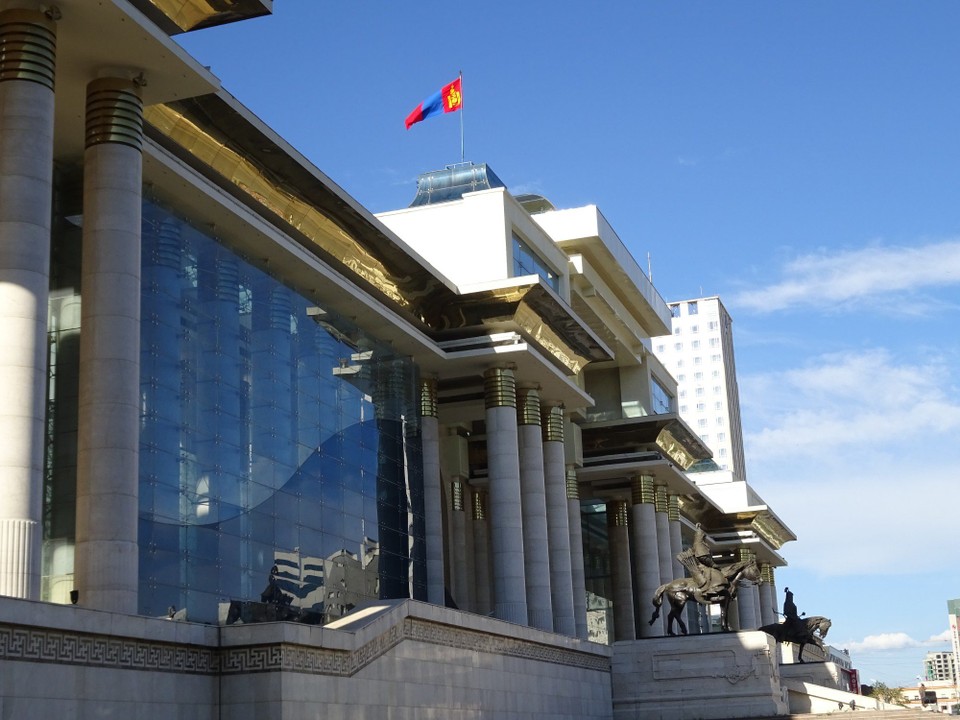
top-left (0, 597), bottom-right (612, 719)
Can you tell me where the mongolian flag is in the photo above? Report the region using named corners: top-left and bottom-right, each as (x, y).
top-left (405, 77), bottom-right (462, 130)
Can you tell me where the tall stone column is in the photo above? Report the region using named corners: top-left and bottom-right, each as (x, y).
top-left (736, 548), bottom-right (759, 630)
top-left (654, 486), bottom-right (673, 585)
top-left (668, 495), bottom-right (684, 579)
top-left (631, 475), bottom-right (663, 637)
top-left (484, 367), bottom-right (527, 625)
top-left (419, 378), bottom-right (445, 606)
top-left (542, 405), bottom-right (575, 636)
top-left (516, 386), bottom-right (553, 631)
top-left (607, 499), bottom-right (635, 640)
top-left (471, 489), bottom-right (492, 617)
top-left (74, 77), bottom-right (144, 614)
top-left (759, 564), bottom-right (776, 626)
top-left (448, 478), bottom-right (470, 610)
top-left (566, 467), bottom-right (588, 640)
top-left (0, 8), bottom-right (56, 600)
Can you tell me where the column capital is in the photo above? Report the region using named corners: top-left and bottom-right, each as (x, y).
top-left (483, 366), bottom-right (516, 409)
top-left (654, 484), bottom-right (668, 513)
top-left (86, 77), bottom-right (143, 151)
top-left (631, 474), bottom-right (655, 505)
top-left (419, 377), bottom-right (438, 418)
top-left (667, 494), bottom-right (680, 522)
top-left (607, 499), bottom-right (629, 527)
top-left (541, 403), bottom-right (564, 443)
top-left (451, 480), bottom-right (465, 512)
top-left (565, 466), bottom-right (579, 500)
top-left (516, 385), bottom-right (541, 426)
top-left (0, 8), bottom-right (56, 90)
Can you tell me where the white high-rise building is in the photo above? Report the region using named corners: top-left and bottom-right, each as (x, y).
top-left (653, 296), bottom-right (747, 480)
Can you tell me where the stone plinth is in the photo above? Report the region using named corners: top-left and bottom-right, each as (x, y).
top-left (612, 631), bottom-right (789, 720)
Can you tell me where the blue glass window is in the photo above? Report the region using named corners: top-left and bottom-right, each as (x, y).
top-left (136, 198), bottom-right (426, 622)
top-left (512, 233), bottom-right (559, 291)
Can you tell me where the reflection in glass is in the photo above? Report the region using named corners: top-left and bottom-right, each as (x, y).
top-left (134, 198), bottom-right (425, 622)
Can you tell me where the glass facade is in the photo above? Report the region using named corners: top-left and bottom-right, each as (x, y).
top-left (512, 233), bottom-right (559, 292)
top-left (44, 186), bottom-right (426, 623)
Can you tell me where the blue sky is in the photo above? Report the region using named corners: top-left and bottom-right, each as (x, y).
top-left (177, 1), bottom-right (959, 685)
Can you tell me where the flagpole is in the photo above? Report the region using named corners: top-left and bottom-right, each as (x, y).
top-left (459, 70), bottom-right (465, 163)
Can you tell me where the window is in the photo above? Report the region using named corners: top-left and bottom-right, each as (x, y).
top-left (708, 321), bottom-right (719, 331)
top-left (714, 401), bottom-right (722, 410)
top-left (718, 432), bottom-right (726, 442)
top-left (671, 304), bottom-right (681, 318)
top-left (696, 402), bottom-right (705, 411)
top-left (712, 369), bottom-right (720, 378)
top-left (679, 390), bottom-right (687, 399)
top-left (691, 340), bottom-right (700, 349)
top-left (650, 376), bottom-right (674, 414)
top-left (676, 359), bottom-right (683, 368)
top-left (719, 448), bottom-right (727, 457)
top-left (656, 344), bottom-right (665, 354)
top-left (698, 418), bottom-right (708, 428)
top-left (674, 327), bottom-right (681, 335)
top-left (679, 404), bottom-right (688, 413)
top-left (699, 434), bottom-right (709, 443)
top-left (713, 385), bottom-right (721, 394)
top-left (691, 324), bottom-right (699, 334)
top-left (694, 356), bottom-right (702, 365)
top-left (512, 233), bottom-right (559, 291)
top-left (694, 371), bottom-right (703, 380)
top-left (711, 354), bottom-right (721, 362)
top-left (716, 417), bottom-right (724, 426)
top-left (677, 374), bottom-right (686, 382)
top-left (674, 342), bottom-right (682, 351)
top-left (688, 301), bottom-right (699, 315)
top-left (709, 338), bottom-right (720, 348)
top-left (695, 387), bottom-right (704, 397)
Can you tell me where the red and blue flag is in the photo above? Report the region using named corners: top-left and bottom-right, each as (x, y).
top-left (405, 77), bottom-right (462, 130)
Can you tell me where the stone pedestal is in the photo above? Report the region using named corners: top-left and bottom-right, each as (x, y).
top-left (611, 631), bottom-right (789, 720)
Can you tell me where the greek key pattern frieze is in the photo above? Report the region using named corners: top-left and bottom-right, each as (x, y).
top-left (0, 624), bottom-right (217, 674)
top-left (403, 618), bottom-right (611, 673)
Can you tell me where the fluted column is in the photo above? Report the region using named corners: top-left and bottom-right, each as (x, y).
top-left (759, 564), bottom-right (776, 625)
top-left (736, 548), bottom-right (759, 630)
top-left (75, 76), bottom-right (144, 614)
top-left (517, 386), bottom-right (553, 631)
top-left (542, 405), bottom-right (575, 636)
top-left (566, 467), bottom-right (588, 640)
top-left (484, 367), bottom-right (527, 625)
top-left (0, 8), bottom-right (56, 600)
top-left (472, 489), bottom-right (492, 617)
top-left (420, 378), bottom-right (445, 606)
top-left (607, 500), bottom-right (635, 640)
top-left (631, 475), bottom-right (663, 637)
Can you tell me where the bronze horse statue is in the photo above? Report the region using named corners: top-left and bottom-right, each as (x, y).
top-left (759, 615), bottom-right (832, 662)
top-left (649, 557), bottom-right (760, 635)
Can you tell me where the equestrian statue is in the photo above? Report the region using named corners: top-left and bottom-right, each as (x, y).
top-left (648, 525), bottom-right (760, 635)
top-left (758, 587), bottom-right (832, 662)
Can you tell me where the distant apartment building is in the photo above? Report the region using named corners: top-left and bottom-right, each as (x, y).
top-left (925, 651), bottom-right (958, 682)
top-left (654, 296), bottom-right (747, 480)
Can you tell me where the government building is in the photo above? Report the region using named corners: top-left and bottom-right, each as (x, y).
top-left (0, 2), bottom-right (838, 718)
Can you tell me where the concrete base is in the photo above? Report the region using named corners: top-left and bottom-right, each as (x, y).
top-left (611, 631), bottom-right (789, 720)
top-left (0, 595), bottom-right (612, 720)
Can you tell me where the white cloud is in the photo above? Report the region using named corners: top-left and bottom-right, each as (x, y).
top-left (927, 629), bottom-right (953, 644)
top-left (848, 633), bottom-right (920, 653)
top-left (732, 239), bottom-right (960, 313)
top-left (742, 348), bottom-right (960, 460)
top-left (741, 348), bottom-right (960, 576)
top-left (848, 630), bottom-right (953, 653)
